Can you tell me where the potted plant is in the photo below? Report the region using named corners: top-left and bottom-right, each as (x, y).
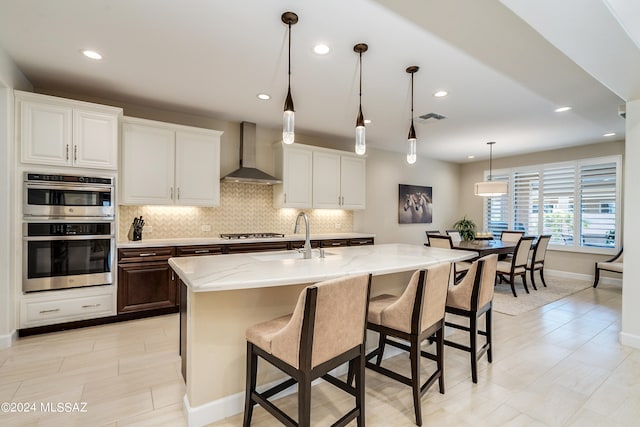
top-left (453, 216), bottom-right (477, 241)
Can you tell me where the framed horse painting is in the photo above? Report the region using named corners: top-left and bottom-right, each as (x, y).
top-left (398, 184), bottom-right (432, 224)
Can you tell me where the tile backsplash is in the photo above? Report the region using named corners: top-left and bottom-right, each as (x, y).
top-left (118, 182), bottom-right (353, 240)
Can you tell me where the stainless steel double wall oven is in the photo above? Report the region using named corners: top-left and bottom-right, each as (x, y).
top-left (23, 172), bottom-right (115, 292)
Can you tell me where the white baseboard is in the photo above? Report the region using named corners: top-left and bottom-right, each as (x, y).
top-left (0, 330), bottom-right (16, 349)
top-left (183, 346), bottom-right (403, 427)
top-left (620, 331), bottom-right (640, 350)
top-left (544, 269), bottom-right (622, 286)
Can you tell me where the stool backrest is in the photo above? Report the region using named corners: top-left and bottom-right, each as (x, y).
top-left (428, 234), bottom-right (453, 249)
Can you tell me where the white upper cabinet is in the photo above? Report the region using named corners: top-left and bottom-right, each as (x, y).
top-left (16, 91), bottom-right (121, 170)
top-left (120, 117), bottom-right (222, 206)
top-left (274, 143), bottom-right (366, 210)
top-left (312, 151), bottom-right (366, 210)
top-left (273, 144), bottom-right (313, 208)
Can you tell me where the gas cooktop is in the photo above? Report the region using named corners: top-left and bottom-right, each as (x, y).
top-left (219, 233), bottom-right (285, 240)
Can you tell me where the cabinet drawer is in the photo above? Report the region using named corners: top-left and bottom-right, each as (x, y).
top-left (177, 245), bottom-right (224, 256)
top-left (226, 242), bottom-right (289, 253)
top-left (349, 238), bottom-right (374, 246)
top-left (289, 240), bottom-right (321, 250)
top-left (118, 246), bottom-right (175, 263)
top-left (23, 293), bottom-right (114, 327)
top-left (320, 239), bottom-right (349, 248)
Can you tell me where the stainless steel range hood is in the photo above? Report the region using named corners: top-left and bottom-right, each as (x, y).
top-left (221, 121), bottom-right (282, 185)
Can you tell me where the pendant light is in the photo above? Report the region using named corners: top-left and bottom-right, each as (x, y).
top-left (474, 141), bottom-right (508, 196)
top-left (354, 43), bottom-right (368, 155)
top-left (406, 66), bottom-right (419, 164)
top-left (281, 12), bottom-right (298, 145)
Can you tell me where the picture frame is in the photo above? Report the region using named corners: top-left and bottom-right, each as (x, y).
top-left (398, 184), bottom-right (432, 224)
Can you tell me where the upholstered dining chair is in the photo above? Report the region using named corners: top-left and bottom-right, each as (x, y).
top-left (593, 247), bottom-right (623, 288)
top-left (365, 262), bottom-right (451, 426)
top-left (500, 230), bottom-right (524, 243)
top-left (428, 235), bottom-right (471, 280)
top-left (526, 235), bottom-right (551, 290)
top-left (496, 236), bottom-right (535, 297)
top-left (444, 254), bottom-right (498, 383)
top-left (446, 229), bottom-right (462, 243)
top-left (424, 230), bottom-right (442, 246)
top-left (243, 274), bottom-right (372, 427)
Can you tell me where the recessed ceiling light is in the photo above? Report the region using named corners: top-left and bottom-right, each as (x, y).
top-left (82, 50), bottom-right (102, 60)
top-left (364, 119), bottom-right (371, 124)
top-left (554, 106), bottom-right (572, 112)
top-left (603, 132), bottom-right (616, 137)
top-left (257, 93), bottom-right (271, 100)
top-left (313, 44), bottom-right (330, 55)
top-left (467, 155), bottom-right (475, 159)
top-left (433, 90), bottom-right (448, 97)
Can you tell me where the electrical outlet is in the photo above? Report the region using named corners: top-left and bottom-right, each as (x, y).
top-left (335, 223), bottom-right (342, 230)
top-left (145, 225), bottom-right (153, 233)
top-left (201, 224), bottom-right (212, 232)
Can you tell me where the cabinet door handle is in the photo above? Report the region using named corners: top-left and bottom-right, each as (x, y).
top-left (194, 250), bottom-right (209, 253)
top-left (170, 187), bottom-right (174, 199)
top-left (39, 308), bottom-right (61, 314)
top-left (171, 271), bottom-right (175, 281)
top-left (81, 304), bottom-right (101, 309)
top-left (66, 144), bottom-right (70, 161)
top-left (331, 242), bottom-right (341, 246)
top-left (284, 193), bottom-right (287, 204)
top-left (177, 187), bottom-right (180, 200)
top-left (74, 145), bottom-right (78, 161)
top-left (139, 252), bottom-right (157, 257)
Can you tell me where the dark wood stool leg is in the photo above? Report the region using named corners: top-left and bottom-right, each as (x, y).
top-left (356, 348), bottom-right (366, 427)
top-left (470, 315), bottom-right (478, 384)
top-left (376, 332), bottom-right (386, 366)
top-left (298, 371), bottom-right (311, 427)
top-left (486, 309), bottom-right (493, 363)
top-left (243, 342), bottom-right (258, 427)
top-left (410, 336), bottom-right (423, 426)
top-left (436, 327), bottom-right (445, 394)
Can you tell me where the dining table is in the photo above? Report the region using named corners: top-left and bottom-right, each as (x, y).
top-left (451, 239), bottom-right (518, 257)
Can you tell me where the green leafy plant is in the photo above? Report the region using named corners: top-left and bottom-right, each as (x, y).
top-left (453, 216), bottom-right (477, 241)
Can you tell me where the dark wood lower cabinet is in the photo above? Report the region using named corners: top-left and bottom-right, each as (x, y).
top-left (117, 246), bottom-right (177, 314)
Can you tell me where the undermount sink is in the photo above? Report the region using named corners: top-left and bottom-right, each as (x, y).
top-left (252, 250), bottom-right (335, 261)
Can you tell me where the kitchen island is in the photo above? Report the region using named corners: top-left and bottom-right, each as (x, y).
top-left (169, 243), bottom-right (476, 426)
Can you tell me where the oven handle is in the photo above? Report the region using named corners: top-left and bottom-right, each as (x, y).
top-left (24, 235), bottom-right (114, 241)
top-left (25, 183), bottom-right (113, 192)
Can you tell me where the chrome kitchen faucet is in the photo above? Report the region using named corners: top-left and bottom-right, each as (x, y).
top-left (294, 212), bottom-right (312, 259)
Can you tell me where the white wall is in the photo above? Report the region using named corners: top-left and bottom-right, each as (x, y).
top-left (0, 46), bottom-right (32, 348)
top-left (621, 99), bottom-right (640, 349)
top-left (354, 148), bottom-right (461, 245)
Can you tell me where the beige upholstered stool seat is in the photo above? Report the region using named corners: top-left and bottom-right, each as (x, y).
top-left (243, 274), bottom-right (372, 427)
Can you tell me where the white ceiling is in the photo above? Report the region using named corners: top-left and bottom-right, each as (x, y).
top-left (0, 0), bottom-right (634, 163)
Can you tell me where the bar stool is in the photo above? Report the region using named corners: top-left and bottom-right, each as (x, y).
top-left (243, 273), bottom-right (372, 427)
top-left (365, 262), bottom-right (451, 426)
top-left (444, 254), bottom-right (498, 383)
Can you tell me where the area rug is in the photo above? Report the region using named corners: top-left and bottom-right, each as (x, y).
top-left (492, 276), bottom-right (592, 316)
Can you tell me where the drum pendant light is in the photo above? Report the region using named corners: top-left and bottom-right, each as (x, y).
top-left (281, 12), bottom-right (298, 145)
top-left (354, 43), bottom-right (368, 155)
top-left (474, 141), bottom-right (508, 196)
top-left (406, 66), bottom-right (419, 164)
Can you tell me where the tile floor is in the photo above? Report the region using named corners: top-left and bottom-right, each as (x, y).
top-left (0, 280), bottom-right (637, 426)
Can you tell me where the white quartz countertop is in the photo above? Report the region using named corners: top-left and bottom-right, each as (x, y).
top-left (117, 233), bottom-right (375, 248)
top-left (169, 243), bottom-right (477, 292)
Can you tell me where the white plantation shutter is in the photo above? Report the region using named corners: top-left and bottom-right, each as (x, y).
top-left (541, 165), bottom-right (575, 245)
top-left (513, 170), bottom-right (539, 236)
top-left (579, 162), bottom-right (617, 248)
top-left (482, 155), bottom-right (620, 252)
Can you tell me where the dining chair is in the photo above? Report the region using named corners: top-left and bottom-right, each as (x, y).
top-left (446, 229), bottom-right (462, 243)
top-left (424, 230), bottom-right (441, 246)
top-left (365, 263), bottom-right (450, 426)
top-left (593, 247), bottom-right (623, 288)
top-left (243, 274), bottom-right (372, 427)
top-left (444, 254), bottom-right (498, 383)
top-left (526, 235), bottom-right (551, 289)
top-left (427, 235), bottom-right (471, 280)
top-left (500, 230), bottom-right (524, 243)
top-left (496, 236), bottom-right (535, 297)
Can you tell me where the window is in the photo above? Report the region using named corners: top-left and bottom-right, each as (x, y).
top-left (483, 156), bottom-right (621, 251)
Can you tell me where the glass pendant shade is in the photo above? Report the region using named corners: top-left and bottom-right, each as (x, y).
top-left (355, 106), bottom-right (366, 155)
top-left (407, 137), bottom-right (417, 164)
top-left (282, 94), bottom-right (295, 145)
